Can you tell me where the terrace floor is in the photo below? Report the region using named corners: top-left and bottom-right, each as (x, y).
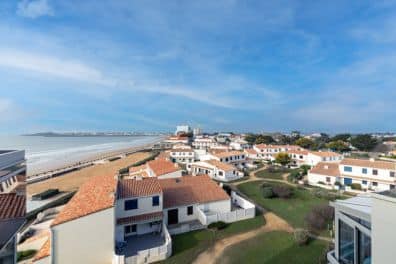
top-left (124, 233), bottom-right (165, 257)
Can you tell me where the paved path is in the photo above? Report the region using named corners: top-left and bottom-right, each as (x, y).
top-left (193, 212), bottom-right (293, 264)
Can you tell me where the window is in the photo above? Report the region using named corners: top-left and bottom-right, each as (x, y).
top-left (362, 168), bottom-right (367, 174)
top-left (187, 206), bottom-right (193, 215)
top-left (358, 230), bottom-right (371, 264)
top-left (372, 169), bottom-right (378, 175)
top-left (124, 224), bottom-right (137, 234)
top-left (344, 178), bottom-right (353, 186)
top-left (344, 166), bottom-right (353, 172)
top-left (372, 182), bottom-right (378, 187)
top-left (339, 220), bottom-right (355, 264)
top-left (390, 171), bottom-right (395, 177)
top-left (326, 177), bottom-right (331, 183)
top-left (152, 196), bottom-right (160, 206)
top-left (390, 185), bottom-right (395, 190)
top-left (125, 199), bottom-right (138, 210)
top-left (362, 180), bottom-right (367, 185)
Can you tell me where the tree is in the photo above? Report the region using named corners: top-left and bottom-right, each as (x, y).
top-left (278, 135), bottom-right (293, 145)
top-left (255, 135), bottom-right (275, 145)
top-left (326, 140), bottom-right (350, 152)
top-left (275, 152), bottom-right (291, 166)
top-left (350, 134), bottom-right (378, 151)
top-left (294, 137), bottom-right (315, 149)
top-left (331, 133), bottom-right (351, 142)
top-left (244, 134), bottom-right (257, 145)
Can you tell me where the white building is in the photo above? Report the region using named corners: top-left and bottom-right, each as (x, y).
top-left (253, 144), bottom-right (302, 161)
top-left (192, 137), bottom-right (218, 150)
top-left (327, 190), bottom-right (396, 264)
top-left (229, 139), bottom-right (249, 151)
top-left (187, 160), bottom-right (244, 182)
top-left (206, 151), bottom-right (246, 168)
top-left (169, 148), bottom-right (195, 164)
top-left (305, 151), bottom-right (343, 166)
top-left (36, 174), bottom-right (255, 264)
top-left (175, 125), bottom-right (191, 135)
top-left (244, 149), bottom-right (261, 160)
top-left (308, 158), bottom-right (396, 192)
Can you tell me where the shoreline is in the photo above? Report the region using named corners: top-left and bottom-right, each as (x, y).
top-left (26, 136), bottom-right (165, 182)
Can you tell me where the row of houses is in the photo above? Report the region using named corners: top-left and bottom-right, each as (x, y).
top-left (33, 173), bottom-right (255, 264)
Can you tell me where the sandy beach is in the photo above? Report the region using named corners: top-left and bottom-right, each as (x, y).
top-left (27, 151), bottom-right (150, 196)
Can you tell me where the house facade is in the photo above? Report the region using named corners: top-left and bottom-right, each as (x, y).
top-left (192, 137), bottom-right (218, 150)
top-left (129, 158), bottom-right (182, 179)
top-left (253, 144), bottom-right (302, 161)
top-left (328, 190), bottom-right (396, 264)
top-left (187, 160), bottom-right (244, 182)
top-left (38, 174), bottom-right (255, 264)
top-left (169, 148), bottom-right (195, 164)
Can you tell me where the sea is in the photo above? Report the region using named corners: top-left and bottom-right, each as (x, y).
top-left (0, 135), bottom-right (163, 175)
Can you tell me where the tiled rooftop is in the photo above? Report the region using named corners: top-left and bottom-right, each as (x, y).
top-left (309, 162), bottom-right (340, 177)
top-left (341, 158), bottom-right (396, 170)
top-left (147, 158), bottom-right (181, 176)
top-left (51, 174), bottom-right (117, 226)
top-left (117, 178), bottom-right (162, 199)
top-left (159, 175), bottom-right (230, 208)
top-left (0, 193), bottom-right (26, 220)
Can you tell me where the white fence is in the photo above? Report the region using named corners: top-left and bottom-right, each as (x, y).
top-left (197, 192), bottom-right (255, 225)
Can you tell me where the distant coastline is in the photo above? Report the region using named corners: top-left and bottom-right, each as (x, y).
top-left (23, 132), bottom-right (168, 137)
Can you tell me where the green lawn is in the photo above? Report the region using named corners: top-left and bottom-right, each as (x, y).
top-left (216, 231), bottom-right (329, 264)
top-left (255, 167), bottom-right (291, 180)
top-left (161, 215), bottom-right (265, 264)
top-left (237, 181), bottom-right (329, 228)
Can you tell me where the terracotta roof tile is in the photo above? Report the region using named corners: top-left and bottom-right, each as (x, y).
top-left (309, 162), bottom-right (340, 177)
top-left (117, 178), bottom-right (162, 199)
top-left (117, 211), bottom-right (163, 225)
top-left (159, 175), bottom-right (230, 208)
top-left (212, 150), bottom-right (245, 158)
top-left (32, 235), bottom-right (50, 262)
top-left (341, 158), bottom-right (396, 170)
top-left (0, 193), bottom-right (25, 220)
top-left (206, 160), bottom-right (236, 171)
top-left (244, 149), bottom-right (258, 155)
top-left (51, 174), bottom-right (117, 226)
top-left (309, 151), bottom-right (341, 157)
top-left (147, 158), bottom-right (181, 176)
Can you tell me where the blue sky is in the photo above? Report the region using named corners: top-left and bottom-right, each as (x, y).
top-left (0, 0), bottom-right (395, 134)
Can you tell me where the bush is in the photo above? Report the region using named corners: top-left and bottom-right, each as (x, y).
top-left (272, 185), bottom-right (293, 199)
top-left (300, 165), bottom-right (311, 175)
top-left (305, 204), bottom-right (334, 231)
top-left (350, 183), bottom-right (362, 190)
top-left (208, 221), bottom-right (228, 230)
top-left (262, 186), bottom-right (274, 198)
top-left (17, 250), bottom-right (37, 261)
top-left (317, 181), bottom-right (326, 185)
top-left (334, 181), bottom-right (342, 187)
top-left (288, 170), bottom-right (302, 183)
top-left (294, 229), bottom-right (310, 246)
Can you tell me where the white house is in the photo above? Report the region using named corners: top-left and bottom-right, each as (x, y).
top-left (129, 158), bottom-right (182, 179)
top-left (306, 151), bottom-right (343, 166)
top-left (244, 149), bottom-right (261, 160)
top-left (229, 139), bottom-right (249, 151)
top-left (169, 148), bottom-right (195, 164)
top-left (253, 144), bottom-right (302, 161)
top-left (37, 174), bottom-right (255, 264)
top-left (339, 158), bottom-right (396, 192)
top-left (207, 150), bottom-right (246, 168)
top-left (327, 190), bottom-right (396, 264)
top-left (187, 160), bottom-right (244, 182)
top-left (287, 149), bottom-right (309, 166)
top-left (192, 137), bottom-right (218, 150)
top-left (307, 162), bottom-right (340, 188)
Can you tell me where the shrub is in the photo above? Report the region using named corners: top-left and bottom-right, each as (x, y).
top-left (305, 204), bottom-right (334, 231)
top-left (272, 185), bottom-right (293, 199)
top-left (208, 221), bottom-right (228, 230)
top-left (294, 229), bottom-right (310, 246)
top-left (17, 250), bottom-right (37, 261)
top-left (288, 170), bottom-right (302, 183)
top-left (350, 183), bottom-right (362, 190)
top-left (300, 165), bottom-right (311, 175)
top-left (317, 181), bottom-right (326, 185)
top-left (262, 186), bottom-right (274, 198)
top-left (334, 181), bottom-right (342, 187)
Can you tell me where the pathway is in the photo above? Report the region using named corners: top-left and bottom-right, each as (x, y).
top-left (193, 212), bottom-right (293, 264)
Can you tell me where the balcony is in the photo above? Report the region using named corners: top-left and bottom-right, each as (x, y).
top-left (114, 223), bottom-right (172, 264)
top-left (197, 192), bottom-right (255, 225)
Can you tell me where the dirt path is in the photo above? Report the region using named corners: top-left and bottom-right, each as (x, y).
top-left (233, 165), bottom-right (266, 186)
top-left (193, 212), bottom-right (293, 264)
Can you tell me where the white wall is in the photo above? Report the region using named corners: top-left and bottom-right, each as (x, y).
top-left (163, 204), bottom-right (198, 225)
top-left (157, 170), bottom-right (182, 179)
top-left (307, 173), bottom-right (337, 185)
top-left (372, 194), bottom-right (396, 264)
top-left (116, 195), bottom-right (163, 218)
top-left (198, 199), bottom-right (231, 213)
top-left (51, 208), bottom-right (114, 264)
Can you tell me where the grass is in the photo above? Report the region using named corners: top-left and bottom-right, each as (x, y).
top-left (255, 166), bottom-right (291, 180)
top-left (161, 215), bottom-right (265, 264)
top-left (237, 181), bottom-right (329, 228)
top-left (17, 249), bottom-right (37, 262)
top-left (216, 231), bottom-right (329, 264)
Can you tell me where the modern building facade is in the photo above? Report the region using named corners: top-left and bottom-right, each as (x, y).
top-left (328, 190), bottom-right (396, 264)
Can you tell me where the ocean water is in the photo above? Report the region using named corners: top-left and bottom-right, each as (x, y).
top-left (0, 135), bottom-right (163, 175)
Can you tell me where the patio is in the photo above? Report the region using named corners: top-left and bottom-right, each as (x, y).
top-left (123, 233), bottom-right (165, 257)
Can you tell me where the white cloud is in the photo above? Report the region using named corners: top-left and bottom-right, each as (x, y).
top-left (17, 0), bottom-right (53, 19)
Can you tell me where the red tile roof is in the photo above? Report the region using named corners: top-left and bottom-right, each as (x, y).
top-left (212, 150), bottom-right (244, 158)
top-left (0, 193), bottom-right (25, 220)
top-left (32, 236), bottom-right (50, 262)
top-left (309, 162), bottom-right (340, 177)
top-left (341, 158), bottom-right (396, 170)
top-left (51, 174), bottom-right (117, 226)
top-left (117, 178), bottom-right (162, 199)
top-left (309, 151), bottom-right (341, 157)
top-left (159, 175), bottom-right (230, 208)
top-left (147, 158), bottom-right (181, 176)
top-left (206, 159), bottom-right (236, 171)
top-left (116, 211), bottom-right (163, 225)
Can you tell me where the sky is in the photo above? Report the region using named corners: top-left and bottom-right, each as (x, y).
top-left (0, 0), bottom-right (396, 134)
